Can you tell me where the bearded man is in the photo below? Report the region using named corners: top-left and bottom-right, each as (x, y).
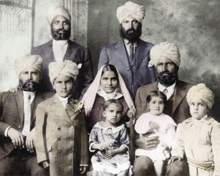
top-left (0, 55), bottom-right (53, 175)
top-left (32, 6), bottom-right (94, 99)
top-left (134, 42), bottom-right (192, 176)
top-left (98, 1), bottom-right (156, 100)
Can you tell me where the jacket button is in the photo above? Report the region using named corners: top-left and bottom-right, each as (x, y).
top-left (58, 127), bottom-right (61, 130)
top-left (58, 150), bottom-right (61, 153)
top-left (58, 138), bottom-right (61, 141)
top-left (127, 68), bottom-right (129, 71)
top-left (18, 126), bottom-right (21, 129)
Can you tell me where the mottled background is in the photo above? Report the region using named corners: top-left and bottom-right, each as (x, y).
top-left (1, 0), bottom-right (220, 119)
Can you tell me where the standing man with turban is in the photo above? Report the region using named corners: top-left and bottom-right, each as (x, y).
top-left (134, 42), bottom-right (192, 175)
top-left (98, 1), bottom-right (156, 100)
top-left (32, 6), bottom-right (94, 99)
top-left (0, 55), bottom-right (53, 175)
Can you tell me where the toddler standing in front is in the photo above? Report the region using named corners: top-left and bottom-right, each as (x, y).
top-left (170, 83), bottom-right (220, 176)
top-left (135, 90), bottom-right (176, 176)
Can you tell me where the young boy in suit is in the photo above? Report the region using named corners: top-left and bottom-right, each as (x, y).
top-left (35, 60), bottom-right (88, 175)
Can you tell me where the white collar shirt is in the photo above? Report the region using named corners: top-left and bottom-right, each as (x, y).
top-left (158, 82), bottom-right (176, 100)
top-left (52, 39), bottom-right (68, 62)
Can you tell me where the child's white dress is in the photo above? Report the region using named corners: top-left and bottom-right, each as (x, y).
top-left (172, 116), bottom-right (220, 176)
top-left (135, 112), bottom-right (176, 161)
top-left (89, 122), bottom-right (130, 176)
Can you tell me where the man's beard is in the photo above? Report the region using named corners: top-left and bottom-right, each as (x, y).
top-left (51, 28), bottom-right (71, 40)
top-left (120, 23), bottom-right (142, 43)
top-left (157, 71), bottom-right (178, 86)
top-left (19, 79), bottom-right (40, 92)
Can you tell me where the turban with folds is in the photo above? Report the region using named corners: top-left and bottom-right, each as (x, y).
top-left (49, 60), bottom-right (79, 84)
top-left (47, 6), bottom-right (71, 25)
top-left (16, 55), bottom-right (43, 76)
top-left (150, 42), bottom-right (181, 67)
top-left (116, 1), bottom-right (145, 24)
top-left (187, 83), bottom-right (214, 109)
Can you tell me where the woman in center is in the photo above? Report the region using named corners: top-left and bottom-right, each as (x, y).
top-left (81, 63), bottom-right (136, 132)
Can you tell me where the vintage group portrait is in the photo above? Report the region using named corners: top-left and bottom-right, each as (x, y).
top-left (0, 0), bottom-right (220, 175)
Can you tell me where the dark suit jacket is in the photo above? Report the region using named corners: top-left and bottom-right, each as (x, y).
top-left (31, 40), bottom-right (94, 99)
top-left (0, 90), bottom-right (54, 160)
top-left (135, 80), bottom-right (192, 124)
top-left (98, 39), bottom-right (156, 100)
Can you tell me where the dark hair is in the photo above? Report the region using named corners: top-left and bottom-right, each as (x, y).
top-left (103, 99), bottom-right (123, 111)
top-left (101, 64), bottom-right (118, 80)
top-left (146, 90), bottom-right (167, 104)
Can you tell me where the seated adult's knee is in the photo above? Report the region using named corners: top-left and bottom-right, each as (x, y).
top-left (133, 156), bottom-right (155, 176)
top-left (166, 160), bottom-right (189, 176)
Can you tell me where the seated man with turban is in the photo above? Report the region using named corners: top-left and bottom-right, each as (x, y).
top-left (32, 6), bottom-right (94, 99)
top-left (98, 1), bottom-right (156, 100)
top-left (35, 60), bottom-right (88, 176)
top-left (0, 55), bottom-right (53, 175)
top-left (134, 42), bottom-right (192, 175)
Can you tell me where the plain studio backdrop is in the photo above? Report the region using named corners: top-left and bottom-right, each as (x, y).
top-left (0, 0), bottom-right (220, 120)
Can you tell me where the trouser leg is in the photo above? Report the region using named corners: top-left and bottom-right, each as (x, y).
top-left (133, 156), bottom-right (156, 176)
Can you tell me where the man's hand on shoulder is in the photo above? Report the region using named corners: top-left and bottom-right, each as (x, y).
top-left (7, 128), bottom-right (24, 148)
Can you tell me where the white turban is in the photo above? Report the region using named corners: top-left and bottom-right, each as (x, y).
top-left (187, 83), bottom-right (214, 109)
top-left (15, 55), bottom-right (43, 76)
top-left (47, 6), bottom-right (71, 25)
top-left (116, 1), bottom-right (145, 24)
top-left (49, 60), bottom-right (79, 84)
top-left (150, 42), bottom-right (181, 67)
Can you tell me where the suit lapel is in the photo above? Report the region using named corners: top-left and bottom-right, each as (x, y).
top-left (172, 81), bottom-right (187, 114)
top-left (44, 41), bottom-right (55, 63)
top-left (15, 90), bottom-right (24, 124)
top-left (53, 95), bottom-right (73, 125)
top-left (63, 40), bottom-right (77, 62)
top-left (135, 40), bottom-right (150, 68)
top-left (114, 39), bottom-right (130, 69)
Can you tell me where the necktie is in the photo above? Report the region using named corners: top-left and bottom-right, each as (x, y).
top-left (129, 43), bottom-right (134, 60)
top-left (163, 89), bottom-right (168, 95)
top-left (22, 94), bottom-right (31, 136)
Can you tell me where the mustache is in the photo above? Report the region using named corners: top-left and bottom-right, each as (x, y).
top-left (156, 71), bottom-right (178, 86)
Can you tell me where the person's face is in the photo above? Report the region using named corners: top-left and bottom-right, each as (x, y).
top-left (51, 15), bottom-right (70, 40)
top-left (156, 57), bottom-right (176, 74)
top-left (53, 74), bottom-right (73, 98)
top-left (121, 16), bottom-right (139, 31)
top-left (148, 96), bottom-right (165, 116)
top-left (189, 97), bottom-right (209, 120)
top-left (100, 71), bottom-right (118, 93)
top-left (19, 67), bottom-right (40, 83)
top-left (104, 103), bottom-right (122, 126)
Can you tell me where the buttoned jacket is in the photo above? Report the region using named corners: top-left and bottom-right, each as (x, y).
top-left (35, 95), bottom-right (88, 175)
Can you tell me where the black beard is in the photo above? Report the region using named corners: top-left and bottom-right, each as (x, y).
top-left (51, 28), bottom-right (70, 40)
top-left (156, 71), bottom-right (178, 86)
top-left (120, 23), bottom-right (142, 44)
top-left (19, 79), bottom-right (40, 92)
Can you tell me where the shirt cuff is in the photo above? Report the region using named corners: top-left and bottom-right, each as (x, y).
top-left (80, 164), bottom-right (88, 167)
top-left (4, 126), bottom-right (11, 137)
top-left (89, 142), bottom-right (97, 152)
